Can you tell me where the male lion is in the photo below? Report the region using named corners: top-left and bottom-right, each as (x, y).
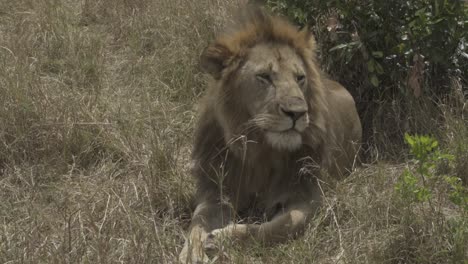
top-left (180, 8), bottom-right (362, 263)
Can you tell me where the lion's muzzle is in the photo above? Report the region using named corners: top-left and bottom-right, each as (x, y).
top-left (277, 96), bottom-right (308, 131)
top-left (279, 96), bottom-right (307, 122)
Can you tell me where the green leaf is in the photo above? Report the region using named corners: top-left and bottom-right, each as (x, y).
top-left (438, 153), bottom-right (455, 160)
top-left (375, 61), bottom-right (384, 74)
top-left (396, 43), bottom-right (406, 54)
top-left (367, 60), bottom-right (375, 73)
top-left (416, 187), bottom-right (431, 202)
top-left (405, 133), bottom-right (415, 146)
top-left (370, 74), bottom-right (379, 87)
top-left (372, 51), bottom-right (384, 58)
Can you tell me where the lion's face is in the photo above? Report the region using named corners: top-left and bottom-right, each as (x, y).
top-left (200, 17), bottom-right (323, 153)
top-left (234, 44), bottom-right (309, 151)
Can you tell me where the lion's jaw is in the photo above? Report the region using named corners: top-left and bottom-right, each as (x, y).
top-left (264, 130), bottom-right (302, 151)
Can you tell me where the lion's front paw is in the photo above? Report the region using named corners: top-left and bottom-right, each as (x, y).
top-left (202, 233), bottom-right (231, 262)
top-left (202, 233), bottom-right (218, 255)
top-left (210, 224), bottom-right (248, 241)
top-left (179, 240), bottom-right (210, 264)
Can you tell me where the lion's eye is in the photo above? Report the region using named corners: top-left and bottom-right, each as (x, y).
top-left (296, 74), bottom-right (306, 84)
top-left (256, 73), bottom-right (272, 84)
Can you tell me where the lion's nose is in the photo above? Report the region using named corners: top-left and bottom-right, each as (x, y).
top-left (280, 107), bottom-right (306, 121)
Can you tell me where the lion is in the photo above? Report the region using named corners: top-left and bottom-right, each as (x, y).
top-left (179, 8), bottom-right (362, 263)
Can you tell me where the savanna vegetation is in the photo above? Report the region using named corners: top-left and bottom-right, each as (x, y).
top-left (0, 0), bottom-right (466, 263)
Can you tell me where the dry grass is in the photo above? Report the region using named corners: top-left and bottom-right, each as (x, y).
top-left (0, 0), bottom-right (466, 263)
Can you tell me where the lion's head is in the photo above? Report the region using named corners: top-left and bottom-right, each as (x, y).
top-left (200, 9), bottom-right (328, 152)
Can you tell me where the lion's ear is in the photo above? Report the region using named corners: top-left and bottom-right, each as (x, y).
top-left (200, 43), bottom-right (233, 80)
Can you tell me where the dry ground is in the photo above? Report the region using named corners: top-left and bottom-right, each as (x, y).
top-left (0, 0), bottom-right (466, 263)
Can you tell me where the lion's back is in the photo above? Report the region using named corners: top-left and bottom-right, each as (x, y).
top-left (322, 78), bottom-right (362, 176)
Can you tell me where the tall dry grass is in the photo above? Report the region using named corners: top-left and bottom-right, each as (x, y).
top-left (0, 0), bottom-right (466, 263)
top-left (0, 0), bottom-right (240, 262)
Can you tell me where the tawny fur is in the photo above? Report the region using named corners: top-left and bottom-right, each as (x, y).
top-left (180, 8), bottom-right (362, 263)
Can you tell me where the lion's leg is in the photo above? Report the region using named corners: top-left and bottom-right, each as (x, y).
top-left (211, 203), bottom-right (317, 244)
top-left (253, 205), bottom-right (311, 242)
top-left (179, 201), bottom-right (232, 264)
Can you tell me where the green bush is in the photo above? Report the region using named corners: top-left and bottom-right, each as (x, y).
top-left (394, 134), bottom-right (468, 262)
top-left (396, 133), bottom-right (467, 210)
top-left (267, 0), bottom-right (467, 97)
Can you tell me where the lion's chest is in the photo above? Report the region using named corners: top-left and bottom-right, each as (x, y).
top-left (228, 159), bottom-right (299, 213)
